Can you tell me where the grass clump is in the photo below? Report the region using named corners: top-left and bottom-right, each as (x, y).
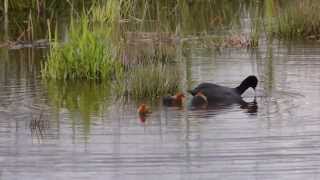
top-left (272, 0), bottom-right (320, 40)
top-left (42, 15), bottom-right (123, 80)
top-left (116, 64), bottom-right (181, 99)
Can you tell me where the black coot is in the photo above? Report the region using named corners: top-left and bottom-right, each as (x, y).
top-left (189, 75), bottom-right (258, 105)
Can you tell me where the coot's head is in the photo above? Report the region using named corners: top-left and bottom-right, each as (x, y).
top-left (236, 75), bottom-right (258, 95)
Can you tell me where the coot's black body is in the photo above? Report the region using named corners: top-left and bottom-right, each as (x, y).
top-left (189, 76), bottom-right (258, 105)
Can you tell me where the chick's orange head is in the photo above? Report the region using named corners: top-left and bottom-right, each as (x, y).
top-left (175, 92), bottom-right (185, 100)
top-left (138, 104), bottom-right (149, 114)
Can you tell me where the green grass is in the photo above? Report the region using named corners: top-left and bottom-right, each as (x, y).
top-left (249, 0), bottom-right (262, 47)
top-left (272, 0), bottom-right (320, 40)
top-left (42, 15), bottom-right (123, 80)
top-left (6, 0), bottom-right (93, 14)
top-left (115, 63), bottom-right (181, 99)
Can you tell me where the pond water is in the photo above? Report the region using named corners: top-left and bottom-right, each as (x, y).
top-left (1, 39), bottom-right (320, 180)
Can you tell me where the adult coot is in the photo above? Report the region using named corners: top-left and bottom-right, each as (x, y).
top-left (188, 75), bottom-right (258, 105)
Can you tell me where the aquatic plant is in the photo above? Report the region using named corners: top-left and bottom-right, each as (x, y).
top-left (42, 15), bottom-right (123, 80)
top-left (5, 0), bottom-right (92, 15)
top-left (249, 0), bottom-right (263, 47)
top-left (115, 64), bottom-right (181, 99)
top-left (272, 0), bottom-right (320, 40)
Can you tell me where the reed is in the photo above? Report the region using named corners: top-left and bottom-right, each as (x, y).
top-left (42, 14), bottom-right (123, 80)
top-left (115, 63), bottom-right (181, 99)
top-left (272, 0), bottom-right (320, 40)
top-left (249, 0), bottom-right (262, 47)
top-left (5, 0), bottom-right (92, 15)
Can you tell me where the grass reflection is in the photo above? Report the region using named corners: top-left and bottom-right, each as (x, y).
top-left (45, 80), bottom-right (112, 135)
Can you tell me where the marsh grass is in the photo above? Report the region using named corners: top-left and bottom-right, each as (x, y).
top-left (42, 15), bottom-right (123, 80)
top-left (115, 63), bottom-right (181, 100)
top-left (122, 32), bottom-right (177, 66)
top-left (6, 0), bottom-right (92, 15)
top-left (2, 0), bottom-right (99, 44)
top-left (272, 0), bottom-right (320, 40)
top-left (249, 0), bottom-right (263, 47)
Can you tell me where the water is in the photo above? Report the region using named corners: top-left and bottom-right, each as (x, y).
top-left (1, 40), bottom-right (320, 180)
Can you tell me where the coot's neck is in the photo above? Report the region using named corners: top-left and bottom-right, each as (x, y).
top-left (235, 83), bottom-right (249, 95)
top-left (235, 76), bottom-right (257, 95)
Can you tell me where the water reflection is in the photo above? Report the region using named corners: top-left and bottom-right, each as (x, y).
top-left (29, 110), bottom-right (50, 143)
top-left (45, 80), bottom-right (114, 139)
top-left (241, 98), bottom-right (258, 114)
top-left (188, 94), bottom-right (258, 113)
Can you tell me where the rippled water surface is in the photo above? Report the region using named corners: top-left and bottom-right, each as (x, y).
top-left (1, 41), bottom-right (320, 180)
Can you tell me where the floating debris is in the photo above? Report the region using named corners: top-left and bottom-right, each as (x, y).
top-left (0, 39), bottom-right (50, 49)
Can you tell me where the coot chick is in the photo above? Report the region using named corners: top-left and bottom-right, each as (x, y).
top-left (137, 104), bottom-right (151, 123)
top-left (188, 75), bottom-right (258, 105)
top-left (191, 91), bottom-right (208, 108)
top-left (162, 92), bottom-right (185, 106)
top-left (137, 104), bottom-right (151, 116)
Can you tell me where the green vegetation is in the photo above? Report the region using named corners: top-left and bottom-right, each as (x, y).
top-left (271, 0), bottom-right (320, 40)
top-left (2, 0), bottom-right (95, 41)
top-left (116, 64), bottom-right (181, 99)
top-left (42, 15), bottom-right (123, 80)
top-left (249, 0), bottom-right (263, 47)
top-left (41, 1), bottom-right (181, 99)
top-left (5, 0), bottom-right (92, 15)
